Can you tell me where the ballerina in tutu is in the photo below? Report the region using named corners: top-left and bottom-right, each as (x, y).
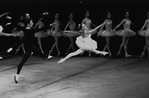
top-left (139, 12), bottom-right (149, 58)
top-left (63, 13), bottom-right (78, 55)
top-left (34, 17), bottom-right (47, 54)
top-left (97, 12), bottom-right (115, 56)
top-left (114, 11), bottom-right (136, 57)
top-left (80, 11), bottom-right (96, 56)
top-left (58, 23), bottom-right (109, 63)
top-left (48, 13), bottom-right (61, 55)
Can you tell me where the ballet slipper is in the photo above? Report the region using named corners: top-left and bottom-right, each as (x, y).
top-left (125, 54), bottom-right (132, 57)
top-left (47, 55), bottom-right (53, 59)
top-left (7, 47), bottom-right (13, 53)
top-left (141, 52), bottom-right (144, 57)
top-left (14, 74), bottom-right (19, 84)
top-left (0, 56), bottom-right (3, 59)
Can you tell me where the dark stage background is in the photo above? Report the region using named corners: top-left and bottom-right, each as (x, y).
top-left (0, 0), bottom-right (148, 56)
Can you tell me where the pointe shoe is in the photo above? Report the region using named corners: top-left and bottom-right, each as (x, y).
top-left (141, 53), bottom-right (144, 57)
top-left (58, 58), bottom-right (65, 63)
top-left (47, 55), bottom-right (53, 59)
top-left (125, 54), bottom-right (132, 57)
top-left (0, 56), bottom-right (3, 59)
top-left (14, 74), bottom-right (19, 84)
top-left (57, 52), bottom-right (60, 56)
top-left (7, 47), bottom-right (13, 53)
top-left (31, 52), bottom-right (34, 55)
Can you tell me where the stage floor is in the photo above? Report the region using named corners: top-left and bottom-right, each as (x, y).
top-left (0, 56), bottom-right (149, 98)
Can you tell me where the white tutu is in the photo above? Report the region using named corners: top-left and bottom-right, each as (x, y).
top-left (76, 35), bottom-right (97, 50)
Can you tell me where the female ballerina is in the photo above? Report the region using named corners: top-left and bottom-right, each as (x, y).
top-left (48, 13), bottom-right (61, 55)
top-left (97, 12), bottom-right (115, 56)
top-left (63, 13), bottom-right (77, 55)
top-left (114, 11), bottom-right (136, 57)
top-left (34, 17), bottom-right (47, 54)
top-left (58, 23), bottom-right (109, 63)
top-left (139, 12), bottom-right (149, 58)
top-left (80, 11), bottom-right (96, 56)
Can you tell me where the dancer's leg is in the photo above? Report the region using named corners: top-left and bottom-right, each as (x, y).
top-left (49, 43), bottom-right (56, 54)
top-left (91, 49), bottom-right (109, 55)
top-left (37, 37), bottom-right (44, 53)
top-left (66, 37), bottom-right (75, 55)
top-left (117, 36), bottom-right (126, 56)
top-left (55, 37), bottom-right (60, 55)
top-left (21, 44), bottom-right (26, 55)
top-left (124, 37), bottom-right (131, 57)
top-left (141, 37), bottom-right (148, 57)
top-left (58, 48), bottom-right (84, 63)
top-left (14, 44), bottom-right (33, 83)
top-left (106, 37), bottom-right (111, 56)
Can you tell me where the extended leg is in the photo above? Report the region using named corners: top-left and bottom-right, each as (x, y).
top-left (58, 48), bottom-right (84, 63)
top-left (91, 49), bottom-right (109, 55)
top-left (14, 44), bottom-right (33, 83)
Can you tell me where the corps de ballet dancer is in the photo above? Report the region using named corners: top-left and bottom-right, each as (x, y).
top-left (97, 12), bottom-right (115, 56)
top-left (11, 13), bottom-right (53, 84)
top-left (11, 16), bottom-right (25, 55)
top-left (34, 13), bottom-right (49, 54)
top-left (63, 13), bottom-right (77, 55)
top-left (58, 23), bottom-right (109, 63)
top-left (48, 13), bottom-right (61, 56)
top-left (138, 12), bottom-right (149, 58)
top-left (80, 11), bottom-right (96, 56)
top-left (114, 11), bottom-right (136, 57)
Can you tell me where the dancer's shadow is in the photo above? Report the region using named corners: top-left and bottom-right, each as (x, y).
top-left (35, 58), bottom-right (112, 91)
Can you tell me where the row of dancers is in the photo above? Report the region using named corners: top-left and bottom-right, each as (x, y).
top-left (0, 11), bottom-right (149, 84)
top-left (8, 11), bottom-right (149, 58)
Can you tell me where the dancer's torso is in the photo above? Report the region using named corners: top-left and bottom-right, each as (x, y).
top-left (82, 18), bottom-right (91, 29)
top-left (123, 19), bottom-right (131, 30)
top-left (69, 20), bottom-right (75, 31)
top-left (105, 19), bottom-right (112, 31)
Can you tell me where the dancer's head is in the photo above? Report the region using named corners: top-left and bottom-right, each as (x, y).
top-left (25, 13), bottom-right (30, 19)
top-left (55, 13), bottom-right (59, 19)
top-left (82, 24), bottom-right (88, 30)
top-left (125, 11), bottom-right (129, 18)
top-left (69, 13), bottom-right (73, 20)
top-left (147, 12), bottom-right (149, 19)
top-left (85, 11), bottom-right (90, 18)
top-left (106, 11), bottom-right (111, 19)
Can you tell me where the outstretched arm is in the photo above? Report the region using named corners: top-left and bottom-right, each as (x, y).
top-left (114, 19), bottom-right (124, 30)
top-left (88, 22), bottom-right (105, 33)
top-left (140, 20), bottom-right (148, 30)
top-left (64, 21), bottom-right (70, 30)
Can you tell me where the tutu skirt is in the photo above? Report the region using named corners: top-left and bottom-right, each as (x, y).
top-left (138, 30), bottom-right (149, 37)
top-left (76, 36), bottom-right (97, 50)
top-left (13, 31), bottom-right (24, 37)
top-left (34, 31), bottom-right (48, 38)
top-left (47, 30), bottom-right (62, 37)
top-left (98, 30), bottom-right (115, 37)
top-left (115, 29), bottom-right (136, 37)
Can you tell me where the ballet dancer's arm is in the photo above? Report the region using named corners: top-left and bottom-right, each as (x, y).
top-left (114, 19), bottom-right (124, 30)
top-left (88, 23), bottom-right (105, 33)
top-left (0, 12), bottom-right (9, 18)
top-left (140, 20), bottom-right (148, 30)
top-left (64, 21), bottom-right (70, 30)
top-left (0, 32), bottom-right (16, 37)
